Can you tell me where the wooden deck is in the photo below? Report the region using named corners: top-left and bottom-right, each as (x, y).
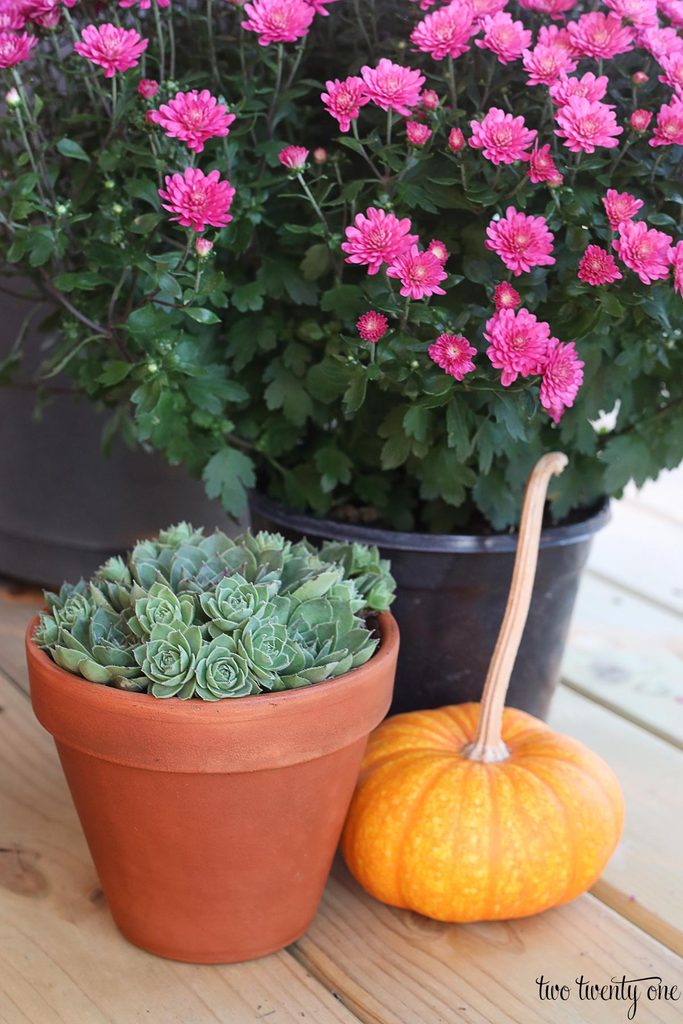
top-left (0, 473), bottom-right (681, 1023)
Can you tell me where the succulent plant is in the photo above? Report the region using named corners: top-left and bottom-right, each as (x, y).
top-left (34, 524), bottom-right (395, 701)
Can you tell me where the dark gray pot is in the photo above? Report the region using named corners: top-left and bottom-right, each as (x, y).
top-left (249, 491), bottom-right (610, 720)
top-left (0, 283), bottom-right (227, 586)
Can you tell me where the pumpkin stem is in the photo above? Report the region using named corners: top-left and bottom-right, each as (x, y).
top-left (462, 452), bottom-right (568, 764)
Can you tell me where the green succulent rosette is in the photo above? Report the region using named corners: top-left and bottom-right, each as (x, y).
top-left (135, 622), bottom-right (203, 699)
top-left (40, 608), bottom-right (144, 689)
top-left (195, 635), bottom-right (258, 700)
top-left (237, 618), bottom-right (307, 689)
top-left (318, 541), bottom-right (396, 611)
top-left (199, 573), bottom-right (279, 636)
top-left (128, 581), bottom-right (195, 640)
top-left (45, 581), bottom-right (92, 631)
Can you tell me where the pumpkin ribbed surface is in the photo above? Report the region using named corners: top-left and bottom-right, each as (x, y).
top-left (342, 704), bottom-right (625, 923)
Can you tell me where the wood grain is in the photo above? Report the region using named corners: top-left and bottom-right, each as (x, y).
top-left (0, 676), bottom-right (360, 1024)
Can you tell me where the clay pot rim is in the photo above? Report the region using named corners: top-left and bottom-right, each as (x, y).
top-left (25, 610), bottom-right (399, 723)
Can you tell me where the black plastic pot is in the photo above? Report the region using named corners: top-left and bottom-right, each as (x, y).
top-left (249, 492), bottom-right (610, 720)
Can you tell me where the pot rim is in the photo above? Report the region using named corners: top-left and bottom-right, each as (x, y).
top-left (248, 492), bottom-right (611, 553)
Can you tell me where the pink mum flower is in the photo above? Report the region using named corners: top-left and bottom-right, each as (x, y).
top-left (305, 0), bottom-right (339, 16)
top-left (554, 97), bottom-right (623, 153)
top-left (0, 30), bottom-right (36, 67)
top-left (484, 307), bottom-right (550, 385)
top-left (242, 0), bottom-right (314, 46)
top-left (602, 189), bottom-right (643, 230)
top-left (567, 12), bottom-right (634, 59)
top-left (649, 99), bottom-right (683, 146)
top-left (342, 207), bottom-right (418, 276)
top-left (549, 72), bottom-right (609, 106)
top-left (522, 44), bottom-right (577, 86)
top-left (428, 333), bottom-right (476, 380)
top-left (537, 24), bottom-right (574, 53)
top-left (518, 0), bottom-right (577, 18)
top-left (470, 0), bottom-right (507, 20)
top-left (386, 245), bottom-right (448, 300)
top-left (411, 1), bottom-right (475, 61)
top-left (493, 282), bottom-right (521, 310)
top-left (486, 207), bottom-right (556, 276)
top-left (159, 168), bottom-right (235, 232)
top-left (321, 76), bottom-right (369, 133)
top-left (613, 220), bottom-right (673, 284)
top-left (361, 59), bottom-right (425, 116)
top-left (119, 0), bottom-right (171, 8)
top-left (669, 241), bottom-right (683, 296)
top-left (74, 24), bottom-right (148, 78)
top-left (406, 120), bottom-right (432, 145)
top-left (138, 78), bottom-right (159, 99)
top-left (476, 12), bottom-right (532, 64)
top-left (448, 126), bottom-right (465, 151)
top-left (278, 145), bottom-right (309, 171)
top-left (639, 26), bottom-right (683, 61)
top-left (629, 108), bottom-right (653, 131)
top-left (195, 237), bottom-right (214, 258)
top-left (23, 0), bottom-right (60, 29)
top-left (356, 310), bottom-right (388, 343)
top-left (540, 339), bottom-right (584, 423)
top-left (660, 0), bottom-right (683, 26)
top-left (527, 143), bottom-right (563, 185)
top-left (150, 90), bottom-right (235, 153)
top-left (604, 0), bottom-right (657, 26)
top-left (659, 53), bottom-right (683, 98)
top-left (578, 245), bottom-right (623, 285)
top-left (0, 7), bottom-right (26, 31)
top-left (469, 107), bottom-right (537, 165)
top-left (420, 88), bottom-right (439, 110)
top-left (428, 239), bottom-right (449, 264)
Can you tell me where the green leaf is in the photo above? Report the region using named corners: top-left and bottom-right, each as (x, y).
top-left (232, 281), bottom-right (265, 312)
top-left (129, 212), bottom-right (163, 234)
top-left (184, 307), bottom-right (221, 325)
top-left (98, 361), bottom-right (133, 387)
top-left (202, 447), bottom-right (255, 518)
top-left (320, 284), bottom-right (364, 319)
top-left (493, 393), bottom-right (528, 442)
top-left (380, 433), bottom-right (411, 470)
top-left (603, 435), bottom-right (653, 493)
top-left (57, 138), bottom-right (91, 162)
top-left (314, 446), bottom-right (352, 493)
top-left (403, 405), bottom-right (430, 443)
top-left (53, 271), bottom-right (107, 292)
top-left (300, 243), bottom-right (332, 282)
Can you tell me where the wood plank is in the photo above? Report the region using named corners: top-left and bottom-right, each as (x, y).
top-left (587, 501), bottom-right (683, 616)
top-left (549, 687), bottom-right (683, 956)
top-left (295, 863), bottom-right (682, 1024)
top-left (563, 574), bottom-right (683, 748)
top-left (0, 583), bottom-right (41, 692)
top-left (0, 676), bottom-right (359, 1024)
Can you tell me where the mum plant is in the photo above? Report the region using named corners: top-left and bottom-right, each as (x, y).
top-left (1, 0), bottom-right (682, 532)
top-left (34, 523), bottom-right (396, 698)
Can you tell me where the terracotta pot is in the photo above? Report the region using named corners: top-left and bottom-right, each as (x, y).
top-left (26, 612), bottom-right (399, 964)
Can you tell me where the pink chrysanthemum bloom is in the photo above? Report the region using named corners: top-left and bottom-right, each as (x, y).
top-left (604, 0), bottom-right (657, 26)
top-left (540, 339), bottom-right (584, 423)
top-left (150, 90), bottom-right (235, 153)
top-left (567, 12), bottom-right (634, 59)
top-left (669, 240), bottom-right (683, 296)
top-left (23, 0), bottom-right (61, 30)
top-left (342, 207), bottom-right (418, 276)
top-left (522, 44), bottom-right (577, 86)
top-left (420, 88), bottom-right (439, 110)
top-left (486, 207), bottom-right (556, 276)
top-left (484, 307), bottom-right (550, 385)
top-left (138, 78), bottom-right (159, 99)
top-left (537, 24), bottom-right (574, 53)
top-left (0, 29), bottom-right (36, 67)
top-left (613, 220), bottom-right (673, 284)
top-left (159, 168), bottom-right (236, 233)
top-left (640, 26), bottom-right (683, 61)
top-left (428, 239), bottom-right (449, 264)
top-left (549, 72), bottom-right (609, 106)
top-left (649, 99), bottom-right (683, 147)
top-left (659, 53), bottom-right (683, 98)
top-left (356, 310), bottom-right (388, 343)
top-left (305, 0), bottom-right (339, 16)
top-left (470, 0), bottom-right (507, 19)
top-left (448, 126), bottom-right (465, 151)
top-left (493, 282), bottom-right (521, 310)
top-left (428, 333), bottom-right (476, 380)
top-left (602, 188), bottom-right (644, 230)
top-left (411, 3), bottom-right (475, 62)
top-left (74, 24), bottom-right (148, 78)
top-left (321, 77), bottom-right (369, 133)
top-left (476, 12), bottom-right (532, 63)
top-left (469, 107), bottom-right (537, 165)
top-left (527, 143), bottom-right (563, 185)
top-left (406, 120), bottom-right (432, 145)
top-left (554, 97), bottom-right (623, 153)
top-left (119, 0), bottom-right (171, 8)
top-left (361, 59), bottom-right (425, 117)
top-left (518, 0), bottom-right (576, 18)
top-left (659, 0), bottom-right (683, 26)
top-left (278, 145), bottom-right (309, 171)
top-left (195, 237), bottom-right (214, 258)
top-left (0, 5), bottom-right (26, 30)
top-left (577, 245), bottom-right (623, 285)
top-left (242, 0), bottom-right (314, 46)
top-left (386, 245), bottom-right (448, 300)
top-left (629, 108), bottom-right (652, 131)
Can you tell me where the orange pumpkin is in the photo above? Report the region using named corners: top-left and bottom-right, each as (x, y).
top-left (342, 453), bottom-right (625, 923)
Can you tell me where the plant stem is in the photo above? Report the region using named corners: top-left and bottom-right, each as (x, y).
top-left (351, 120), bottom-right (384, 182)
top-left (284, 40), bottom-right (306, 91)
top-left (168, 8), bottom-right (177, 80)
top-left (266, 44), bottom-right (284, 136)
top-left (207, 0), bottom-right (220, 88)
top-left (386, 109), bottom-right (393, 147)
top-left (111, 75), bottom-right (118, 124)
top-left (447, 55), bottom-right (457, 109)
top-left (461, 453), bottom-right (568, 763)
top-left (153, 1), bottom-right (166, 81)
top-left (570, 150), bottom-right (583, 186)
top-left (399, 295), bottom-right (410, 330)
top-left (297, 173), bottom-right (331, 241)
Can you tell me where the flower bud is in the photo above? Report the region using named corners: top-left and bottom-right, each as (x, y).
top-left (630, 108), bottom-right (652, 132)
top-left (312, 147), bottom-right (328, 164)
top-left (5, 87), bottom-right (20, 109)
top-left (54, 202), bottom-right (69, 217)
top-left (144, 109), bottom-right (156, 125)
top-left (138, 78), bottom-right (159, 100)
top-left (632, 71), bottom-right (648, 85)
top-left (448, 126), bottom-right (465, 152)
top-left (421, 89), bottom-right (439, 111)
top-left (195, 237), bottom-right (214, 258)
top-left (406, 121), bottom-right (432, 146)
top-left (410, 359), bottom-right (419, 369)
top-left (278, 145), bottom-right (309, 172)
top-left (104, 178), bottom-right (115, 189)
top-left (112, 203), bottom-right (124, 216)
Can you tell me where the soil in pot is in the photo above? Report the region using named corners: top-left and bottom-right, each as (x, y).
top-left (249, 493), bottom-right (610, 720)
top-left (26, 612), bottom-right (399, 964)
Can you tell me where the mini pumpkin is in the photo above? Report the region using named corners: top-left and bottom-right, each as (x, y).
top-left (342, 453), bottom-right (625, 923)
